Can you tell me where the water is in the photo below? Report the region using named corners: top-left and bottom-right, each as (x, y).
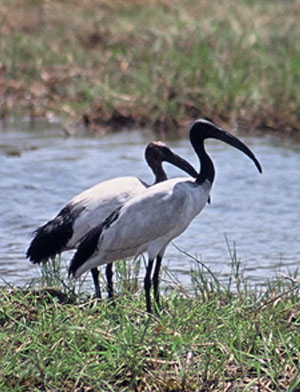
top-left (1, 118), bottom-right (299, 291)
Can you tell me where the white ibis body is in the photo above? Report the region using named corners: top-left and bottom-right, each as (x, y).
top-left (26, 141), bottom-right (198, 298)
top-left (69, 119), bottom-right (262, 313)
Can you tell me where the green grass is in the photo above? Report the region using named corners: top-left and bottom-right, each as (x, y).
top-left (1, 282), bottom-right (300, 391)
top-left (1, 249), bottom-right (300, 391)
top-left (0, 0), bottom-right (299, 134)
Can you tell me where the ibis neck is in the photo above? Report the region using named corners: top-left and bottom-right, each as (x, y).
top-left (146, 157), bottom-right (168, 184)
top-left (153, 166), bottom-right (167, 183)
top-left (194, 140), bottom-right (215, 185)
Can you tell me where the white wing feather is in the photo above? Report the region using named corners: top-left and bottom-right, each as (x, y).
top-left (74, 177), bottom-right (211, 277)
top-left (67, 176), bottom-right (146, 247)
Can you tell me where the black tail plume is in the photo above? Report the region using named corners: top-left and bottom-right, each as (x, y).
top-left (26, 204), bottom-right (79, 263)
top-left (68, 224), bottom-right (103, 277)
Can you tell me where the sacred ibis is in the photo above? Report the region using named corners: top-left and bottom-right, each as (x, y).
top-left (27, 141), bottom-right (197, 298)
top-left (69, 118), bottom-right (262, 313)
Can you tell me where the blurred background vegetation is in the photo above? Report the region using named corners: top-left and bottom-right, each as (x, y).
top-left (0, 0), bottom-right (299, 135)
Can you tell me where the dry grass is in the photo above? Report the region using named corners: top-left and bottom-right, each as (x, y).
top-left (0, 0), bottom-right (299, 134)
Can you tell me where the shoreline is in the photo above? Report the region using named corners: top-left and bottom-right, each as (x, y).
top-left (1, 0), bottom-right (299, 136)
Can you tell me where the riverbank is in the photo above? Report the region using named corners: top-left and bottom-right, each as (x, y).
top-left (1, 273), bottom-right (300, 391)
top-left (1, 0), bottom-right (299, 135)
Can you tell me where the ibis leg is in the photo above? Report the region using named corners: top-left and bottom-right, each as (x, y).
top-left (152, 255), bottom-right (162, 310)
top-left (91, 268), bottom-right (101, 299)
top-left (144, 259), bottom-right (154, 313)
top-left (106, 263), bottom-right (114, 299)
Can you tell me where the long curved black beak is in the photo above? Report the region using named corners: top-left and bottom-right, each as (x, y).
top-left (164, 152), bottom-right (198, 178)
top-left (208, 126), bottom-right (262, 173)
top-left (189, 118), bottom-right (262, 174)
